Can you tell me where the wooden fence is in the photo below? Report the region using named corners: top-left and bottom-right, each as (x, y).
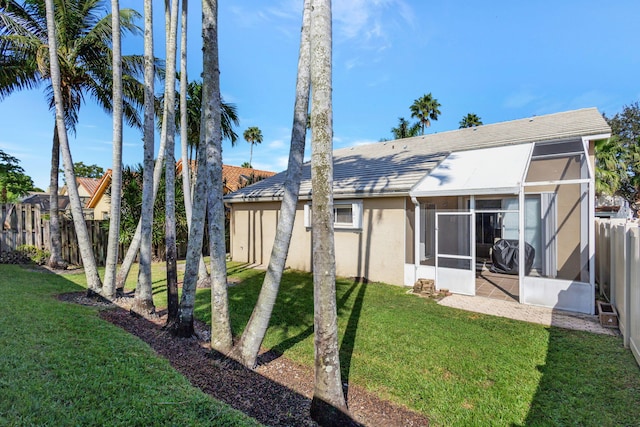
top-left (1, 203), bottom-right (48, 253)
top-left (1, 203), bottom-right (193, 266)
top-left (595, 219), bottom-right (640, 367)
top-left (1, 203), bottom-right (111, 266)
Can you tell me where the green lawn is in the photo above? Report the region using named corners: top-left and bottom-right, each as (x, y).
top-left (51, 262), bottom-right (640, 425)
top-left (0, 264), bottom-right (261, 427)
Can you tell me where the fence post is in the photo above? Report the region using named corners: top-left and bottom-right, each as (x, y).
top-left (629, 227), bottom-right (640, 365)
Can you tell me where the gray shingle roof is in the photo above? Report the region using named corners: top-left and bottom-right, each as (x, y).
top-left (225, 108), bottom-right (610, 202)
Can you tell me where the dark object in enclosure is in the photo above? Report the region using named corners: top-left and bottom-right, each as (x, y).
top-left (490, 239), bottom-right (535, 275)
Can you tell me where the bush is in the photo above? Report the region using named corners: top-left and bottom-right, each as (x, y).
top-left (16, 245), bottom-right (50, 265)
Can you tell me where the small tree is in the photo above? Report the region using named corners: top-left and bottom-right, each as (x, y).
top-left (603, 103), bottom-right (640, 207)
top-left (0, 150), bottom-right (34, 202)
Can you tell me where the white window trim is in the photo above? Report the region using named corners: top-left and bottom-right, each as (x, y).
top-left (304, 200), bottom-right (363, 230)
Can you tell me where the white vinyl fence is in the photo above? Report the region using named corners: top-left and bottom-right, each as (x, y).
top-left (595, 219), bottom-right (640, 367)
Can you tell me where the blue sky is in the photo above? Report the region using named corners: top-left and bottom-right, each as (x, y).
top-left (1, 0), bottom-right (639, 190)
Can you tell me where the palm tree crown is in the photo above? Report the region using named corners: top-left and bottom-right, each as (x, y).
top-left (410, 92), bottom-right (441, 135)
top-left (243, 126), bottom-right (263, 168)
top-left (459, 113), bottom-right (483, 128)
top-left (391, 117), bottom-right (420, 139)
top-left (0, 0), bottom-right (146, 132)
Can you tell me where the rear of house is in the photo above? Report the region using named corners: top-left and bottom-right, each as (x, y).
top-left (226, 108), bottom-right (611, 314)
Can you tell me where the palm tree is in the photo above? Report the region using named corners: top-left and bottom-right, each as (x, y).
top-left (135, 0), bottom-right (155, 312)
top-left (243, 126), bottom-right (263, 167)
top-left (203, 0), bottom-right (232, 352)
top-left (308, 0), bottom-right (350, 423)
top-left (391, 117), bottom-right (420, 139)
top-left (410, 93), bottom-right (441, 135)
top-left (102, 0), bottom-right (124, 298)
top-left (42, 0), bottom-right (102, 292)
top-left (230, 0), bottom-right (312, 370)
top-left (595, 137), bottom-right (623, 196)
top-left (459, 113), bottom-right (483, 128)
top-left (162, 0), bottom-right (180, 322)
top-left (0, 0), bottom-right (145, 269)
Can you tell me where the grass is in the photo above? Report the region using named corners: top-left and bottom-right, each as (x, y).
top-left (55, 262), bottom-right (640, 425)
top-left (0, 264), bottom-right (261, 427)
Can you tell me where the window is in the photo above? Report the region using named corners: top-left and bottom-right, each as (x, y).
top-left (304, 200), bottom-right (363, 230)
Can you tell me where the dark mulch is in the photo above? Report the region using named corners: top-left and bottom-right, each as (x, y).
top-left (59, 292), bottom-right (429, 426)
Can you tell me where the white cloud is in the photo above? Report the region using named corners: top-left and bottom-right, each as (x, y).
top-left (268, 139), bottom-right (286, 149)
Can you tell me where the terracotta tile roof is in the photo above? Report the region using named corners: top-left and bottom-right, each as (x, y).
top-left (76, 176), bottom-right (102, 196)
top-left (222, 165), bottom-right (276, 193)
top-left (176, 160), bottom-right (277, 193)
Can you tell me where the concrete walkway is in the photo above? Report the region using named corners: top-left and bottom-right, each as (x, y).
top-left (438, 294), bottom-right (619, 336)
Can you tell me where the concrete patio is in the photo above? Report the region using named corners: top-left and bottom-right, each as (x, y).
top-left (438, 293), bottom-right (619, 336)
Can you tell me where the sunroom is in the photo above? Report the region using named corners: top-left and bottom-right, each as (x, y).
top-left (405, 137), bottom-right (602, 314)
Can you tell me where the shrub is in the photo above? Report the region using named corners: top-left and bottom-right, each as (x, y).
top-left (16, 245), bottom-right (50, 265)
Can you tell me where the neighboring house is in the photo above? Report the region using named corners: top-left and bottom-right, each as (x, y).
top-left (85, 164), bottom-right (276, 219)
top-left (60, 175), bottom-right (104, 219)
top-left (225, 108), bottom-right (611, 314)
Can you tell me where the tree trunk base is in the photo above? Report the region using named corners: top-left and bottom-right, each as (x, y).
top-left (310, 396), bottom-right (360, 427)
top-left (165, 317), bottom-right (195, 338)
top-left (227, 344), bottom-right (258, 370)
top-left (130, 298), bottom-right (155, 317)
top-left (47, 258), bottom-right (68, 270)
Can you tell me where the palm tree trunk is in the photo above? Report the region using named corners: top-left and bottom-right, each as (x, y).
top-left (172, 87), bottom-right (209, 338)
top-left (308, 0), bottom-right (349, 422)
top-left (102, 0), bottom-right (124, 299)
top-left (178, 0), bottom-right (209, 284)
top-left (231, 0), bottom-right (311, 369)
top-left (44, 0), bottom-right (102, 293)
top-left (163, 0), bottom-right (180, 321)
top-left (48, 125), bottom-right (64, 268)
top-left (115, 122), bottom-right (167, 292)
top-left (203, 0), bottom-right (232, 352)
top-left (135, 0), bottom-right (156, 314)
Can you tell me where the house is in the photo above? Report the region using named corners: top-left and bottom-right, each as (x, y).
top-left (60, 175), bottom-right (104, 219)
top-left (175, 161), bottom-right (277, 195)
top-left (83, 164), bottom-right (277, 219)
top-left (225, 108), bottom-right (611, 314)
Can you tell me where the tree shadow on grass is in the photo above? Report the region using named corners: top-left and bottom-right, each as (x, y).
top-left (256, 278), bottom-right (363, 367)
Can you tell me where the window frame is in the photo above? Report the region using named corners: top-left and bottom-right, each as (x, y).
top-left (304, 199), bottom-right (363, 230)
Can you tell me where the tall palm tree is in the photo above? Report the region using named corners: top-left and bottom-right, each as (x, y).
top-left (243, 126), bottom-right (263, 167)
top-left (161, 0), bottom-right (180, 322)
top-left (0, 0), bottom-right (145, 269)
top-left (202, 0), bottom-right (232, 352)
top-left (308, 0), bottom-right (350, 423)
top-left (410, 93), bottom-right (441, 135)
top-left (230, 0), bottom-right (312, 369)
top-left (102, 0), bottom-right (124, 298)
top-left (42, 0), bottom-right (102, 292)
top-left (459, 113), bottom-right (483, 128)
top-left (135, 0), bottom-right (155, 314)
top-left (391, 117), bottom-right (420, 139)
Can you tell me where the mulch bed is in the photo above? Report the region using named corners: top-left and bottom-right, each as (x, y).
top-left (58, 291), bottom-right (429, 426)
